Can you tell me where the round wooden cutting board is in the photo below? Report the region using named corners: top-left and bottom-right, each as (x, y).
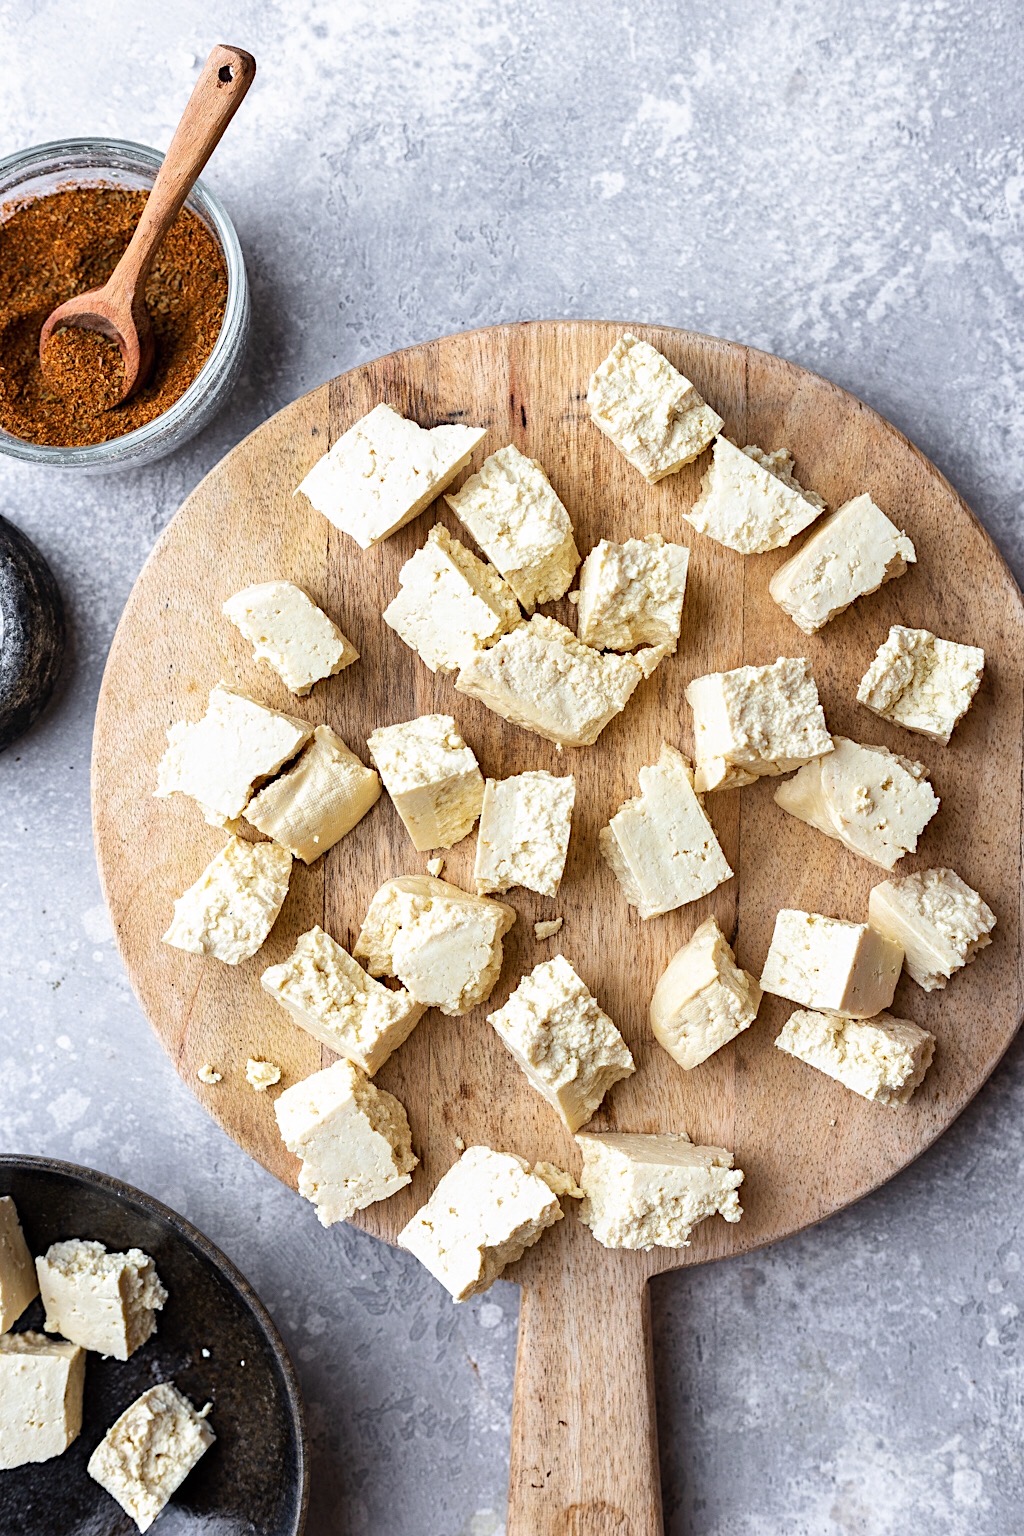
top-left (93, 322), bottom-right (1024, 1535)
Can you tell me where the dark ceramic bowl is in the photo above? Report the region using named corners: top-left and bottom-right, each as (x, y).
top-left (0, 1156), bottom-right (307, 1535)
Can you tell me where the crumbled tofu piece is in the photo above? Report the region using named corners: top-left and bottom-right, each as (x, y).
top-left (760, 909), bottom-right (904, 1018)
top-left (487, 955), bottom-right (634, 1131)
top-left (244, 724), bottom-right (381, 863)
top-left (685, 656), bottom-right (832, 793)
top-left (367, 714), bottom-right (484, 851)
top-left (87, 1383), bottom-right (214, 1531)
top-left (575, 534), bottom-right (689, 651)
top-left (650, 916), bottom-right (762, 1070)
top-left (600, 744), bottom-right (732, 919)
top-left (857, 625), bottom-right (985, 744)
top-left (576, 1132), bottom-right (743, 1250)
top-left (444, 444), bottom-right (580, 611)
top-left (534, 917), bottom-right (564, 940)
top-left (474, 771), bottom-right (576, 896)
top-left (685, 438), bottom-right (825, 553)
top-left (245, 1058), bottom-right (282, 1092)
top-left (0, 1197), bottom-right (38, 1333)
top-left (532, 1162), bottom-right (584, 1199)
top-left (776, 1009), bottom-right (935, 1105)
top-left (36, 1239), bottom-right (166, 1361)
top-left (155, 683), bottom-right (312, 825)
top-left (196, 1064), bottom-right (222, 1085)
top-left (398, 1146), bottom-right (562, 1301)
top-left (426, 856), bottom-right (445, 877)
top-left (354, 876), bottom-right (515, 1016)
top-left (222, 581), bottom-right (358, 695)
top-left (868, 868), bottom-right (996, 991)
top-left (587, 333), bottom-right (723, 481)
top-left (774, 736), bottom-right (939, 870)
top-left (456, 614), bottom-right (669, 747)
top-left (261, 926), bottom-right (425, 1075)
top-left (769, 493), bottom-right (916, 634)
top-left (383, 523), bottom-right (521, 672)
top-left (275, 1059), bottom-right (417, 1226)
top-left (162, 836), bottom-right (292, 965)
top-left (295, 402), bottom-right (486, 549)
top-left (0, 1332), bottom-right (84, 1469)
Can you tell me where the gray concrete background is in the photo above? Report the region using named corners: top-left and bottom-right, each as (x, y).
top-left (2, 1), bottom-right (1023, 1532)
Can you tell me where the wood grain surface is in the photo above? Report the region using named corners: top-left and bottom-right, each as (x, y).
top-left (92, 322), bottom-right (1024, 1536)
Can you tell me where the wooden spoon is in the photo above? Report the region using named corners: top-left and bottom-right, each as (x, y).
top-left (39, 44), bottom-right (256, 404)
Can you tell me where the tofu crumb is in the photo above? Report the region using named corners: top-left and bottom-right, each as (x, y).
top-left (426, 856), bottom-right (445, 877)
top-left (197, 1064), bottom-right (222, 1085)
top-left (534, 918), bottom-right (564, 939)
top-left (246, 1058), bottom-right (282, 1093)
top-left (454, 1135), bottom-right (466, 1152)
top-left (201, 1347), bottom-right (210, 1358)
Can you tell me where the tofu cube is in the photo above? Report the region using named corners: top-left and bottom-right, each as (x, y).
top-left (587, 333), bottom-right (723, 482)
top-left (600, 744), bottom-right (733, 919)
top-left (0, 1196), bottom-right (38, 1333)
top-left (368, 714), bottom-right (484, 851)
top-left (444, 444), bottom-right (580, 611)
top-left (244, 725), bottom-right (381, 863)
top-left (275, 1059), bottom-right (417, 1226)
top-left (222, 581), bottom-right (358, 695)
top-left (354, 875), bottom-right (516, 1016)
top-left (760, 909), bottom-right (904, 1018)
top-left (36, 1239), bottom-right (166, 1361)
top-left (868, 868), bottom-right (996, 991)
top-left (383, 523), bottom-right (521, 673)
top-left (87, 1383), bottom-right (214, 1531)
top-left (261, 925), bottom-right (425, 1076)
top-left (857, 625), bottom-right (985, 744)
top-left (769, 493), bottom-right (916, 634)
top-left (650, 915), bottom-right (762, 1070)
top-left (684, 438), bottom-right (825, 553)
top-left (296, 402), bottom-right (486, 549)
top-left (487, 955), bottom-right (635, 1131)
top-left (576, 1132), bottom-right (743, 1250)
top-left (473, 770), bottom-right (576, 897)
top-left (398, 1146), bottom-right (562, 1301)
top-left (0, 1332), bottom-right (85, 1469)
top-left (776, 1009), bottom-right (935, 1106)
top-left (162, 836), bottom-right (292, 965)
top-left (774, 736), bottom-right (939, 871)
top-left (155, 683), bottom-right (312, 825)
top-left (456, 614), bottom-right (669, 748)
top-left (685, 656), bottom-right (832, 793)
top-left (575, 534), bottom-right (689, 651)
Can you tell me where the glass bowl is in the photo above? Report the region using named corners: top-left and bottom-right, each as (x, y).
top-left (0, 137), bottom-right (250, 472)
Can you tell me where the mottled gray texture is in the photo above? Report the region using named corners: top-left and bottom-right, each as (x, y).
top-left (1, 1), bottom-right (1023, 1532)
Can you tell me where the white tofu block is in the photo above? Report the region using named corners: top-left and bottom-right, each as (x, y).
top-left (383, 523), bottom-right (521, 673)
top-left (685, 656), bottom-right (832, 793)
top-left (162, 836), bottom-right (292, 965)
top-left (857, 625), bottom-right (985, 744)
top-left (600, 744), bottom-right (733, 919)
top-left (769, 493), bottom-right (916, 634)
top-left (275, 1059), bottom-right (417, 1226)
top-left (36, 1239), bottom-right (166, 1361)
top-left (760, 909), bottom-right (904, 1019)
top-left (487, 955), bottom-right (634, 1131)
top-left (222, 581), bottom-right (358, 695)
top-left (354, 875), bottom-right (516, 1017)
top-left (0, 1196), bottom-right (38, 1333)
top-left (575, 533), bottom-right (689, 651)
top-left (456, 614), bottom-right (669, 748)
top-left (155, 683), bottom-right (312, 825)
top-left (244, 724), bottom-right (381, 863)
top-left (650, 915), bottom-right (763, 1070)
top-left (868, 868), bottom-right (996, 991)
top-left (684, 438), bottom-right (825, 553)
top-left (367, 713), bottom-right (484, 851)
top-left (261, 925), bottom-right (425, 1076)
top-left (776, 1008), bottom-right (935, 1106)
top-left (473, 771), bottom-right (576, 896)
top-left (0, 1332), bottom-right (85, 1469)
top-left (576, 1132), bottom-right (743, 1250)
top-left (774, 736), bottom-right (939, 871)
top-left (398, 1146), bottom-right (562, 1301)
top-left (295, 402), bottom-right (486, 549)
top-left (444, 444), bottom-right (580, 611)
top-left (587, 333), bottom-right (723, 482)
top-left (87, 1383), bottom-right (214, 1531)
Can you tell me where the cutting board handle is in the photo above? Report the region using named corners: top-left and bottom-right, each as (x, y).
top-left (507, 1248), bottom-right (663, 1535)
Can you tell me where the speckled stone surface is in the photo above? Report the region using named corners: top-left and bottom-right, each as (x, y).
top-left (2, 3), bottom-right (1022, 1533)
